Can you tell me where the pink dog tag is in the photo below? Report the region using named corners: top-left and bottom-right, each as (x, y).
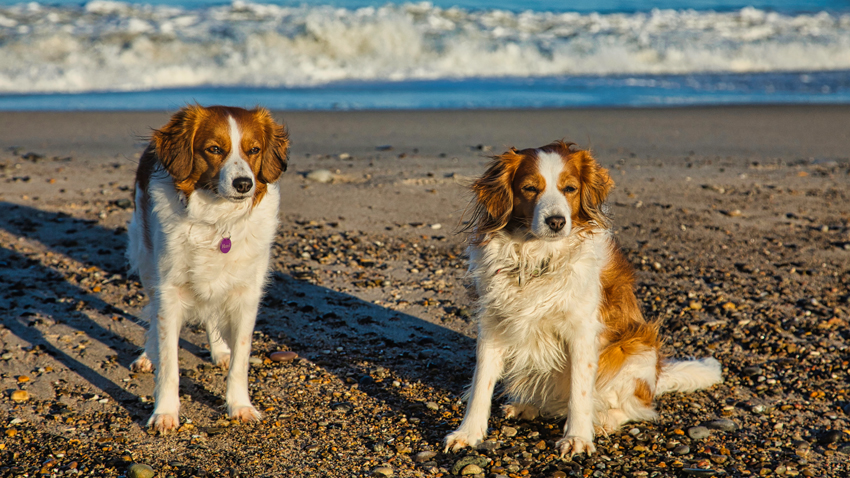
top-left (220, 237), bottom-right (232, 253)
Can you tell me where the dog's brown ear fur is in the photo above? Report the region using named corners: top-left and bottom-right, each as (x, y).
top-left (575, 150), bottom-right (613, 228)
top-left (255, 108), bottom-right (289, 184)
top-left (463, 148), bottom-right (525, 243)
top-left (152, 105), bottom-right (205, 183)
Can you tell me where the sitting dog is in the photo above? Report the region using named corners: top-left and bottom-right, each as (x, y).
top-left (127, 105), bottom-right (288, 431)
top-left (445, 141), bottom-right (721, 456)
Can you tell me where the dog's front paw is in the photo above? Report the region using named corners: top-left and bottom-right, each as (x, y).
top-left (556, 435), bottom-right (596, 458)
top-left (502, 403), bottom-right (540, 421)
top-left (444, 429), bottom-right (484, 453)
top-left (130, 353), bottom-right (154, 373)
top-left (147, 412), bottom-right (179, 432)
top-left (230, 405), bottom-right (262, 423)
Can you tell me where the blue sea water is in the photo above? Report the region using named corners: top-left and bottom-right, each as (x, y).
top-left (0, 0), bottom-right (849, 110)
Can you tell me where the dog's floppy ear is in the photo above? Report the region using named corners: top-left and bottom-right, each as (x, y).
top-left (255, 108), bottom-right (289, 184)
top-left (576, 149), bottom-right (613, 227)
top-left (464, 147), bottom-right (524, 242)
top-left (152, 105), bottom-right (204, 182)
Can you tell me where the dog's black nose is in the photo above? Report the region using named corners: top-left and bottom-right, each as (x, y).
top-left (545, 215), bottom-right (566, 232)
top-left (233, 177), bottom-right (253, 194)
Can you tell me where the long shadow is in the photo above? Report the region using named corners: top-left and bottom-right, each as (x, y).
top-left (0, 201), bottom-right (478, 439)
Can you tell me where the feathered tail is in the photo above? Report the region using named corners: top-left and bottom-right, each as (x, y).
top-left (656, 357), bottom-right (722, 395)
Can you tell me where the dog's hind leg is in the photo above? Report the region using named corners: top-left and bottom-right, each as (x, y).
top-left (206, 321), bottom-right (232, 370)
top-left (503, 402), bottom-right (540, 421)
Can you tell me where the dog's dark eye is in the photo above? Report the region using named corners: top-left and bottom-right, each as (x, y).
top-left (522, 186), bottom-right (539, 194)
top-left (248, 147), bottom-right (260, 155)
top-left (563, 186), bottom-right (577, 193)
top-left (206, 146), bottom-right (223, 154)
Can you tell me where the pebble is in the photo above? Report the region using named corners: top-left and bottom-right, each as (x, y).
top-left (413, 451), bottom-right (437, 463)
top-left (706, 419), bottom-right (737, 432)
top-left (689, 301), bottom-right (703, 310)
top-left (269, 351), bottom-right (298, 362)
top-left (372, 466), bottom-right (393, 477)
top-left (552, 472), bottom-right (567, 478)
top-left (306, 169), bottom-right (334, 183)
top-left (682, 469), bottom-right (718, 477)
top-left (687, 426), bottom-right (711, 440)
top-left (127, 464), bottom-right (155, 478)
top-left (1, 353), bottom-right (12, 360)
top-left (451, 456), bottom-right (490, 475)
top-left (331, 402), bottom-right (353, 413)
top-left (460, 464), bottom-right (483, 475)
top-left (819, 430), bottom-right (842, 444)
top-left (425, 401), bottom-right (439, 410)
top-left (501, 426), bottom-right (518, 437)
top-left (674, 445), bottom-right (691, 455)
top-left (628, 427), bottom-right (640, 436)
top-left (10, 390), bottom-right (29, 402)
top-left (741, 366), bottom-right (762, 377)
top-left (248, 356), bottom-right (263, 365)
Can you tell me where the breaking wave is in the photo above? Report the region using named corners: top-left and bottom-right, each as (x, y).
top-left (1, 1), bottom-right (849, 93)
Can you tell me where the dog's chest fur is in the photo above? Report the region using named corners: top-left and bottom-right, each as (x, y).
top-left (470, 230), bottom-right (610, 373)
top-left (136, 173), bottom-right (279, 306)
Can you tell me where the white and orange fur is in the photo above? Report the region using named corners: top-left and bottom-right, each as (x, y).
top-left (127, 105), bottom-right (289, 431)
top-left (444, 141), bottom-right (721, 457)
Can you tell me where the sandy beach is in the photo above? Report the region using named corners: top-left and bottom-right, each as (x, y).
top-left (0, 106), bottom-right (849, 477)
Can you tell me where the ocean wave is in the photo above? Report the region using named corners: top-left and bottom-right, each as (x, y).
top-left (0, 1), bottom-right (849, 93)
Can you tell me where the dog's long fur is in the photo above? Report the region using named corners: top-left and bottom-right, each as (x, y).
top-left (445, 141), bottom-right (721, 456)
top-left (127, 105), bottom-right (288, 431)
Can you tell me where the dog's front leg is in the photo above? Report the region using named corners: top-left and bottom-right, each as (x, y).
top-left (148, 288), bottom-right (187, 432)
top-left (557, 321), bottom-right (600, 457)
top-left (444, 334), bottom-right (504, 452)
top-left (224, 293), bottom-right (262, 423)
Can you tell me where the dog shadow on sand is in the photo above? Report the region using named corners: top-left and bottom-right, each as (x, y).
top-left (0, 201), bottom-right (475, 439)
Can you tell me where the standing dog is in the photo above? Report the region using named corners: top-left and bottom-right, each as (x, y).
top-left (127, 105), bottom-right (288, 431)
top-left (445, 141), bottom-right (721, 456)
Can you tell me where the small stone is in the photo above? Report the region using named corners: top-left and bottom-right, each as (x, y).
top-left (706, 419), bottom-right (737, 432)
top-left (10, 390), bottom-right (29, 402)
top-left (372, 466), bottom-right (393, 477)
top-left (338, 153), bottom-right (351, 160)
top-left (331, 402), bottom-right (352, 413)
top-left (430, 223), bottom-right (442, 230)
top-left (501, 426), bottom-right (518, 437)
top-left (306, 169), bottom-right (334, 183)
top-left (534, 440), bottom-right (546, 450)
top-left (819, 430), bottom-right (842, 444)
top-left (451, 456), bottom-right (490, 475)
top-left (127, 463), bottom-right (155, 478)
top-left (674, 445), bottom-right (690, 455)
top-left (837, 445), bottom-right (850, 455)
top-left (248, 356), bottom-right (263, 365)
top-left (413, 451), bottom-right (437, 463)
top-left (687, 426), bottom-right (710, 440)
top-left (16, 375), bottom-right (29, 383)
top-left (741, 366), bottom-right (762, 377)
top-left (628, 427), bottom-right (640, 436)
top-left (115, 198), bottom-right (133, 209)
top-left (682, 469), bottom-right (718, 477)
top-left (721, 302), bottom-right (736, 310)
top-left (1, 353), bottom-right (12, 360)
top-left (269, 351), bottom-right (298, 362)
top-left (425, 401), bottom-right (439, 410)
top-left (552, 472), bottom-right (567, 478)
top-left (689, 301), bottom-right (703, 310)
top-left (461, 464), bottom-right (482, 475)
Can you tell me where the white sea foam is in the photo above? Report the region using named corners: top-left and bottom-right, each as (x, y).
top-left (0, 1), bottom-right (849, 93)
